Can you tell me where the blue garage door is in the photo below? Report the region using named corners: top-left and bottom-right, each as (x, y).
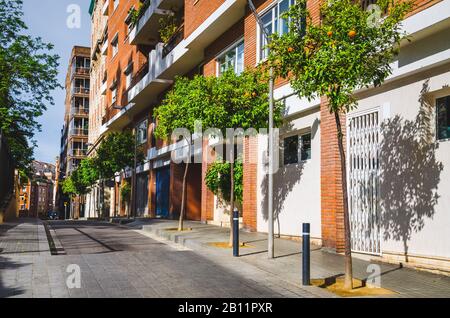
top-left (155, 166), bottom-right (170, 218)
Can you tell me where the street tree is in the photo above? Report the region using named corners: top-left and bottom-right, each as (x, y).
top-left (267, 0), bottom-right (412, 289)
top-left (94, 131), bottom-right (144, 217)
top-left (211, 69), bottom-right (283, 246)
top-left (0, 0), bottom-right (60, 176)
top-left (154, 75), bottom-right (215, 231)
top-left (155, 69), bottom-right (283, 244)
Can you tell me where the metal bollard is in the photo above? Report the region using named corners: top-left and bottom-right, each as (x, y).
top-left (302, 223), bottom-right (311, 286)
top-left (233, 209), bottom-right (239, 257)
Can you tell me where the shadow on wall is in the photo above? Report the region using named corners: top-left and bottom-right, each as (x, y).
top-left (379, 80), bottom-right (444, 262)
top-left (261, 118), bottom-right (320, 237)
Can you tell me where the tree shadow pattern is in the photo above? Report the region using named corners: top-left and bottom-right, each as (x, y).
top-left (379, 80), bottom-right (443, 262)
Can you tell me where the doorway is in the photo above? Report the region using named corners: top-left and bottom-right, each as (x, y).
top-left (155, 166), bottom-right (170, 218)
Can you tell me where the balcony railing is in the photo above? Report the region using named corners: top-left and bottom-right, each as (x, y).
top-left (162, 23), bottom-right (184, 59)
top-left (69, 149), bottom-right (88, 157)
top-left (71, 107), bottom-right (89, 116)
top-left (70, 128), bottom-right (89, 137)
top-left (73, 67), bottom-right (90, 77)
top-left (129, 0), bottom-right (178, 45)
top-left (102, 0), bottom-right (109, 16)
top-left (73, 87), bottom-right (90, 95)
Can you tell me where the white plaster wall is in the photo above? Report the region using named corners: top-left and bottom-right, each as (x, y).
top-left (256, 104), bottom-right (321, 240)
top-left (352, 69), bottom-right (450, 259)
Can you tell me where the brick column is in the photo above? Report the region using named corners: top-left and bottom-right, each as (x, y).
top-left (201, 139), bottom-right (215, 223)
top-left (320, 98), bottom-right (346, 253)
top-left (243, 136), bottom-right (258, 232)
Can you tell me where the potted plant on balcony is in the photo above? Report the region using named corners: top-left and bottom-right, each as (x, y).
top-left (158, 14), bottom-right (179, 45)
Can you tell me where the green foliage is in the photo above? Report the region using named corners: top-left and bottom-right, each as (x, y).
top-left (128, 0), bottom-right (150, 27)
top-left (205, 158), bottom-right (243, 205)
top-left (154, 68), bottom-right (284, 139)
top-left (154, 68), bottom-right (283, 215)
top-left (154, 74), bottom-right (215, 139)
top-left (0, 0), bottom-right (61, 175)
top-left (62, 158), bottom-right (98, 196)
top-left (158, 14), bottom-right (179, 44)
top-left (61, 177), bottom-right (76, 197)
top-left (121, 181), bottom-right (131, 203)
top-left (95, 131), bottom-right (144, 179)
top-left (267, 0), bottom-right (413, 113)
top-left (64, 131), bottom-right (143, 195)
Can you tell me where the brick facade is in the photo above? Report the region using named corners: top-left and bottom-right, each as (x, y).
top-left (243, 136), bottom-right (258, 231)
top-left (184, 0), bottom-right (225, 38)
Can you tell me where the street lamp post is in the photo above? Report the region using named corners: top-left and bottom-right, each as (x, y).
top-left (247, 0), bottom-right (275, 259)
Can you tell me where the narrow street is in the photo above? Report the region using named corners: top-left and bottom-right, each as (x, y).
top-left (0, 219), bottom-right (320, 298)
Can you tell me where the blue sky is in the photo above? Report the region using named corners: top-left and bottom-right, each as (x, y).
top-left (22, 0), bottom-right (91, 164)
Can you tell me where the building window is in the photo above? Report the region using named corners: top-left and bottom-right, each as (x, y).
top-left (283, 132), bottom-right (311, 165)
top-left (124, 62), bottom-right (133, 89)
top-left (259, 0), bottom-right (294, 61)
top-left (217, 39), bottom-right (244, 75)
top-left (136, 119), bottom-right (148, 145)
top-left (111, 33), bottom-right (119, 57)
top-left (111, 87), bottom-right (117, 104)
top-left (437, 95), bottom-right (450, 141)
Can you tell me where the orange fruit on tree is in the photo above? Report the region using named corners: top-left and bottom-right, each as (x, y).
top-left (288, 47), bottom-right (294, 53)
top-left (327, 31), bottom-right (333, 37)
top-left (348, 30), bottom-right (356, 38)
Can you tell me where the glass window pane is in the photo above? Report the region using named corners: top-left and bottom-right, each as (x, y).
top-left (279, 0), bottom-right (290, 35)
top-left (301, 133), bottom-right (312, 161)
top-left (236, 42), bottom-right (244, 74)
top-left (284, 135), bottom-right (299, 165)
top-left (437, 96), bottom-right (450, 140)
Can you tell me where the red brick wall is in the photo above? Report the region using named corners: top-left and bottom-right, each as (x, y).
top-left (203, 20), bottom-right (245, 76)
top-left (201, 139), bottom-right (215, 222)
top-left (105, 0), bottom-right (148, 121)
top-left (243, 136), bottom-right (258, 231)
top-left (184, 0), bottom-right (225, 38)
top-left (320, 99), bottom-right (347, 252)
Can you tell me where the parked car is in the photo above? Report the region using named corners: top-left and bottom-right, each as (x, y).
top-left (47, 211), bottom-right (59, 220)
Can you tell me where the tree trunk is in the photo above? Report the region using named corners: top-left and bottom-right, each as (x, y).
top-left (334, 111), bottom-right (353, 290)
top-left (178, 136), bottom-right (192, 231)
top-left (178, 161), bottom-right (189, 231)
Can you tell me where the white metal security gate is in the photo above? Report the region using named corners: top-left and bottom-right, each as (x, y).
top-left (348, 110), bottom-right (381, 255)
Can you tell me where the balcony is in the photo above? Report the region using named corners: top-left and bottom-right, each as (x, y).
top-left (102, 0), bottom-right (109, 16)
top-left (69, 128), bottom-right (89, 137)
top-left (101, 38), bottom-right (108, 55)
top-left (103, 0), bottom-right (247, 133)
top-left (69, 149), bottom-right (88, 157)
top-left (100, 81), bottom-right (107, 95)
top-left (72, 67), bottom-right (90, 78)
top-left (70, 107), bottom-right (89, 117)
top-left (129, 0), bottom-right (178, 45)
top-left (73, 87), bottom-right (90, 96)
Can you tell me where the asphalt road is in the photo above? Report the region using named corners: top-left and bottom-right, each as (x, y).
top-left (0, 220), bottom-right (314, 298)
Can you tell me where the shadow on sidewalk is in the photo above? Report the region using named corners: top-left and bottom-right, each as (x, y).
top-left (0, 251), bottom-right (29, 298)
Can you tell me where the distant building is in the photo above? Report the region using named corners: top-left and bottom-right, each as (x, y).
top-left (19, 161), bottom-right (56, 218)
top-left (56, 46), bottom-right (91, 219)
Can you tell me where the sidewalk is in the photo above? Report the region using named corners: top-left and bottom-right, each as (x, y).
top-left (120, 218), bottom-right (450, 298)
top-left (0, 218), bottom-right (52, 298)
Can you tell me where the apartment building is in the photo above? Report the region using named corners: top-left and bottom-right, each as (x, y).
top-left (91, 0), bottom-right (450, 272)
top-left (57, 46), bottom-right (91, 219)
